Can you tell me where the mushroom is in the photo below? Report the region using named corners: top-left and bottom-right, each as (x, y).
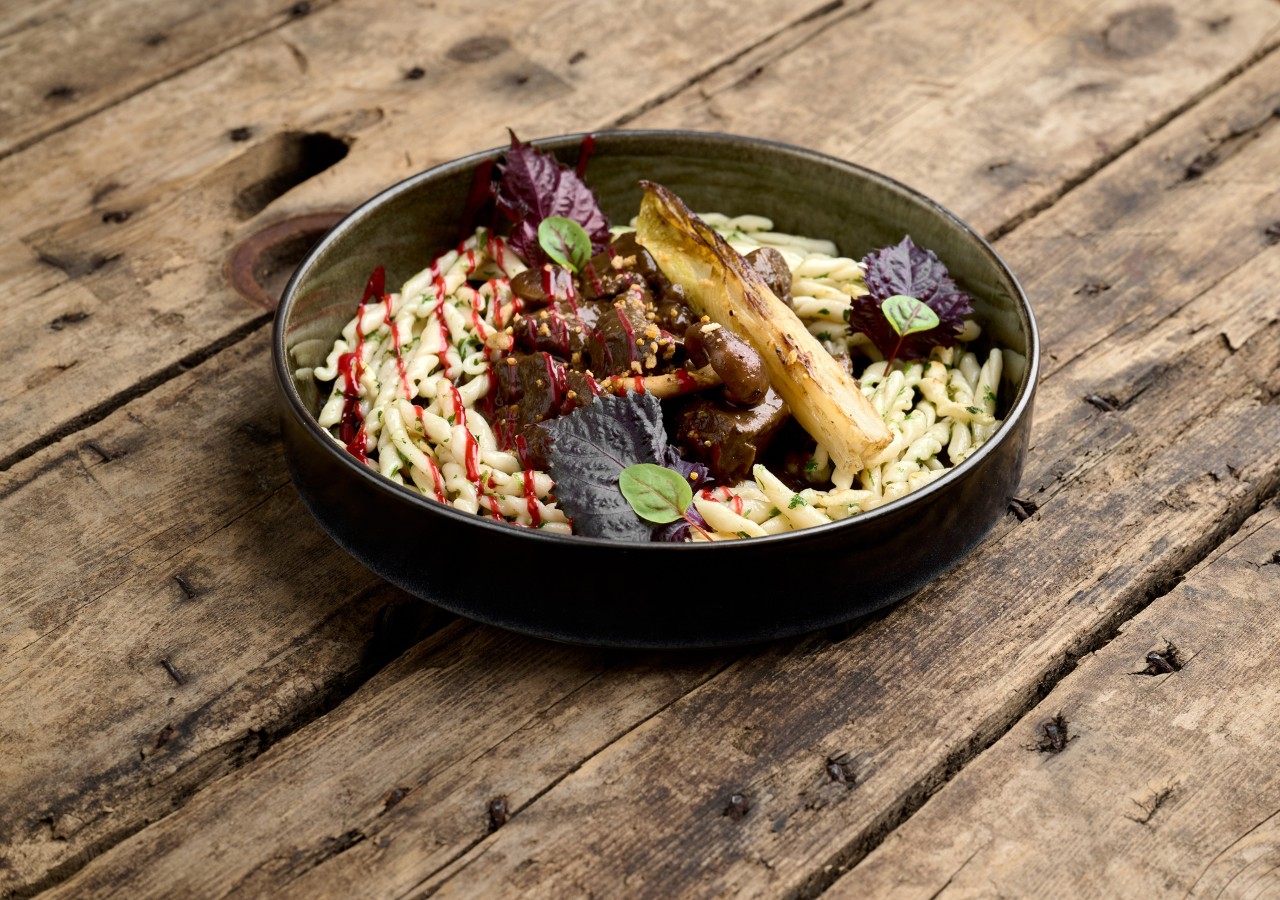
top-left (683, 321), bottom-right (769, 407)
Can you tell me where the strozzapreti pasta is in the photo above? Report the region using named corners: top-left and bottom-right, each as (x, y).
top-left (313, 212), bottom-right (1005, 541)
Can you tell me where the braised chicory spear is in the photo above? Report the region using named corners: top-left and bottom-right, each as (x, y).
top-left (634, 181), bottom-right (894, 473)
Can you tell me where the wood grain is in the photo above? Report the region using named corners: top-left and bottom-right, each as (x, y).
top-left (0, 335), bottom-right (447, 898)
top-left (632, 0), bottom-right (1280, 236)
top-left (0, 0), bottom-right (340, 160)
top-left (1, 0), bottom-right (1276, 475)
top-left (835, 503), bottom-right (1280, 898)
top-left (32, 44), bottom-right (1280, 900)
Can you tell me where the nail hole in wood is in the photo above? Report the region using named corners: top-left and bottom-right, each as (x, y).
top-left (160, 659), bottom-right (187, 686)
top-left (487, 796), bottom-right (510, 831)
top-left (1032, 713), bottom-right (1073, 753)
top-left (446, 35), bottom-right (510, 63)
top-left (825, 752), bottom-right (857, 786)
top-left (174, 573), bottom-right (198, 599)
top-left (1008, 497), bottom-right (1038, 520)
top-left (1134, 640), bottom-right (1182, 675)
top-left (1074, 280), bottom-right (1111, 296)
top-left (383, 787), bottom-right (410, 812)
top-left (723, 793), bottom-right (750, 819)
top-left (50, 311), bottom-right (91, 331)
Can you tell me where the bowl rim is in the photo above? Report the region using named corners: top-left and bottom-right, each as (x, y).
top-left (273, 128), bottom-right (1040, 550)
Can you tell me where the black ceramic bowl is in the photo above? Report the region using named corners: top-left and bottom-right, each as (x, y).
top-left (273, 131), bottom-right (1038, 648)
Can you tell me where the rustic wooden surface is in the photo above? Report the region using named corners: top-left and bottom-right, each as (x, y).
top-left (2, 0), bottom-right (1279, 897)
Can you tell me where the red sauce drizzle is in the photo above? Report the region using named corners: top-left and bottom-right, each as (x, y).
top-left (512, 433), bottom-right (542, 527)
top-left (337, 266), bottom-right (386, 461)
top-left (614, 304), bottom-right (639, 364)
top-left (449, 385), bottom-right (482, 485)
top-left (521, 469), bottom-right (541, 526)
top-left (544, 353), bottom-right (569, 409)
top-left (632, 376), bottom-right (645, 394)
top-left (469, 290), bottom-right (490, 347)
top-left (542, 266), bottom-right (581, 316)
top-left (384, 293), bottom-right (415, 402)
top-left (431, 269), bottom-right (454, 377)
top-left (673, 368), bottom-right (697, 392)
top-left (575, 133), bottom-right (596, 177)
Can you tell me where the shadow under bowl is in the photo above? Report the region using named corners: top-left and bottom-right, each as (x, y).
top-left (273, 130), bottom-right (1039, 649)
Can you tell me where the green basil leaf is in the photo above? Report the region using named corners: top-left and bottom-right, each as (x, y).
top-left (618, 463), bottom-right (692, 524)
top-left (538, 216), bottom-right (593, 273)
top-left (881, 294), bottom-right (940, 337)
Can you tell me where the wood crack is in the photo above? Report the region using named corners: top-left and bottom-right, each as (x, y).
top-left (0, 312), bottom-right (271, 475)
top-left (925, 848), bottom-right (981, 900)
top-left (984, 32), bottom-right (1280, 243)
top-left (1183, 806), bottom-right (1280, 898)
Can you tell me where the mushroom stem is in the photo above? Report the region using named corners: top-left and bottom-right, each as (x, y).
top-left (599, 365), bottom-right (721, 398)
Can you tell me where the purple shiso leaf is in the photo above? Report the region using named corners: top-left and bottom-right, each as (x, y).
top-left (849, 236), bottom-right (975, 360)
top-left (494, 132), bottom-right (611, 266)
top-left (541, 393), bottom-right (679, 541)
top-left (652, 502), bottom-right (708, 543)
top-left (660, 445), bottom-right (711, 493)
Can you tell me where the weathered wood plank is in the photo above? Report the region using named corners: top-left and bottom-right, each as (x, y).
top-left (835, 503), bottom-right (1280, 898)
top-left (0, 334), bottom-right (449, 898)
top-left (0, 3), bottom-right (843, 894)
top-left (1, 0), bottom-right (1275, 475)
top-left (0, 0), bottom-right (337, 160)
top-left (631, 0), bottom-right (1280, 236)
top-left (34, 46), bottom-right (1280, 900)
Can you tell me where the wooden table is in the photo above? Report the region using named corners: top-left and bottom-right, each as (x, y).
top-left (3, 0), bottom-right (1280, 896)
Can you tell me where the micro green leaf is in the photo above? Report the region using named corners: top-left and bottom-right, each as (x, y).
top-left (882, 294), bottom-right (940, 337)
top-left (538, 216), bottom-right (592, 273)
top-left (618, 463), bottom-right (692, 524)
